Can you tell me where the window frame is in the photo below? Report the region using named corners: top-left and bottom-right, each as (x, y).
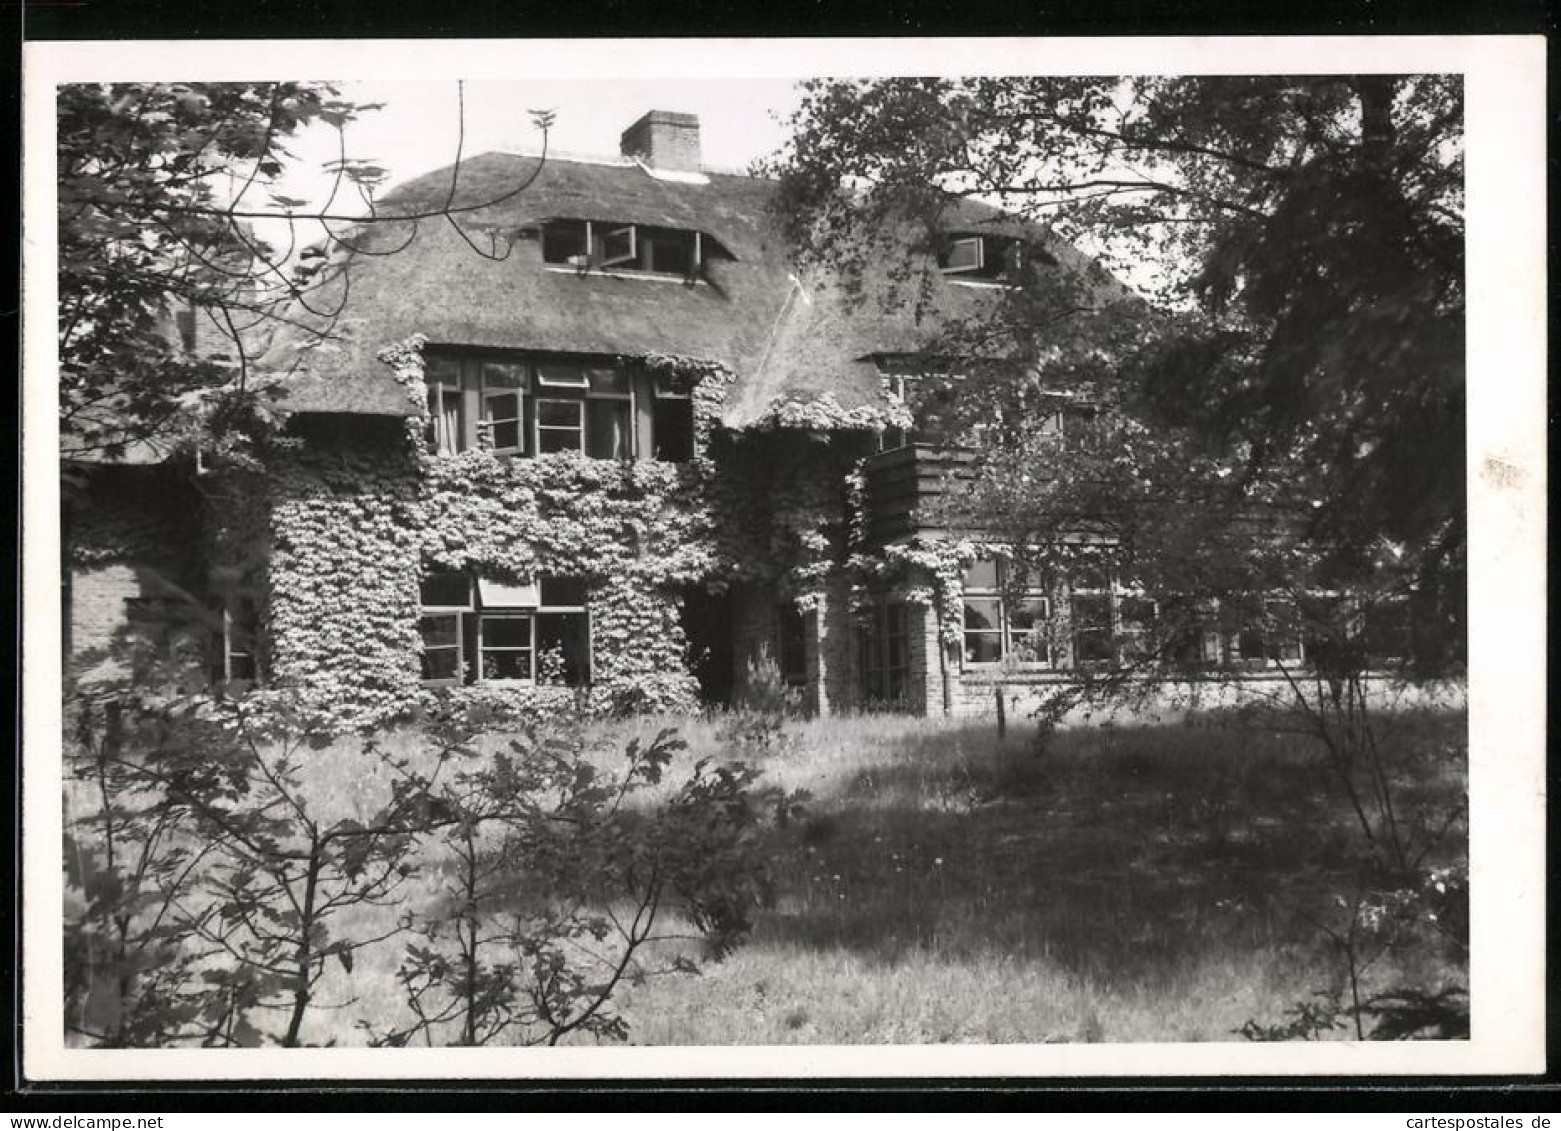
top-left (425, 356), bottom-right (465, 457)
top-left (940, 236), bottom-right (986, 275)
top-left (858, 598), bottom-right (911, 704)
top-left (419, 570), bottom-right (591, 688)
top-left (535, 396), bottom-right (586, 454)
top-left (418, 569), bottom-right (474, 686)
top-left (960, 556), bottom-right (1055, 670)
top-left (424, 352), bottom-right (696, 462)
top-left (479, 360), bottom-right (529, 456)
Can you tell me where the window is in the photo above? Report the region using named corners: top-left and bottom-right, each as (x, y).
top-left (651, 374), bottom-right (695, 461)
top-left (541, 220), bottom-right (593, 266)
top-left (937, 234), bottom-right (1051, 281)
top-left (1036, 403), bottom-right (1100, 448)
top-left (600, 224), bottom-right (637, 268)
top-left (480, 361), bottom-right (528, 455)
top-left (426, 355), bottom-right (464, 456)
top-left (873, 361), bottom-right (967, 451)
top-left (858, 599), bottom-right (910, 703)
top-left (1224, 596), bottom-right (1305, 668)
top-left (1066, 568), bottom-right (1159, 669)
top-left (418, 570), bottom-right (471, 684)
top-left (425, 354), bottom-right (668, 460)
top-left (961, 557), bottom-right (1053, 667)
top-left (536, 397), bottom-right (585, 453)
top-left (221, 597), bottom-right (260, 683)
top-left (539, 219), bottom-right (731, 277)
top-left (777, 604), bottom-right (807, 687)
top-left (1359, 598), bottom-right (1411, 668)
top-left (418, 570), bottom-right (590, 686)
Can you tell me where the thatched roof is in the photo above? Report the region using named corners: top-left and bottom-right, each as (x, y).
top-left (262, 151), bottom-right (1136, 429)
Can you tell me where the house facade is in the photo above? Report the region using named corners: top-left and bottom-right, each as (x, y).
top-left (65, 109), bottom-right (1359, 729)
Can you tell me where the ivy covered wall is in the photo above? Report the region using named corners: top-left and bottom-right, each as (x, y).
top-left (220, 338), bottom-right (880, 729)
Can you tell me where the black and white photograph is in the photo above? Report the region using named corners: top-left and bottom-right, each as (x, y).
top-left (20, 36), bottom-right (1545, 1081)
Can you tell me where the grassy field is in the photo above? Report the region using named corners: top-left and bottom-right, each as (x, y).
top-left (290, 707), bottom-right (1467, 1046)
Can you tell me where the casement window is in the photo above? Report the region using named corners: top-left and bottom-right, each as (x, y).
top-left (418, 571), bottom-right (590, 686)
top-left (858, 599), bottom-right (911, 703)
top-left (536, 364), bottom-right (633, 458)
top-left (220, 597), bottom-right (260, 683)
top-left (651, 374), bottom-right (695, 462)
top-left (424, 353), bottom-right (683, 461)
top-left (1067, 570), bottom-right (1158, 669)
top-left (418, 570), bottom-right (472, 684)
top-left (426, 355), bottom-right (465, 456)
top-left (777, 604), bottom-right (808, 688)
top-left (873, 361), bottom-right (967, 452)
top-left (539, 219), bottom-right (731, 278)
top-left (937, 235), bottom-right (1053, 281)
top-left (479, 360), bottom-right (528, 455)
top-left (961, 557), bottom-right (1053, 667)
top-left (599, 224), bottom-right (638, 268)
top-left (1036, 403), bottom-right (1100, 447)
top-left (1222, 596), bottom-right (1305, 669)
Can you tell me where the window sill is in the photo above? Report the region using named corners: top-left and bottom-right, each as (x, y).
top-left (942, 277), bottom-right (1016, 290)
top-left (961, 661), bottom-right (1055, 673)
top-left (543, 266), bottom-right (708, 286)
top-left (425, 450), bottom-right (693, 465)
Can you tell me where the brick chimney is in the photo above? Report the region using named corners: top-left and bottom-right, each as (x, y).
top-left (620, 110), bottom-right (702, 173)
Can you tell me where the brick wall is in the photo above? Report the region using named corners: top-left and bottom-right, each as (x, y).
top-left (620, 111), bottom-right (702, 173)
top-left (810, 575), bottom-right (856, 717)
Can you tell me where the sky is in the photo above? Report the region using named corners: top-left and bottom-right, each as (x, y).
top-left (262, 78), bottom-right (805, 245)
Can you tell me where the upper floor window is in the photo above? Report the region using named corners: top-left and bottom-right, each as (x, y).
top-left (540, 219), bottom-right (733, 278)
top-left (425, 353), bottom-right (695, 462)
top-left (937, 234), bottom-right (1055, 283)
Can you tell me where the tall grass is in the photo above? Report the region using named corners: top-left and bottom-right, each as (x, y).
top-left (302, 708), bottom-right (1466, 1045)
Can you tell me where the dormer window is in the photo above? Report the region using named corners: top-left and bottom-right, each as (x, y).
top-left (937, 235), bottom-right (1054, 282)
top-left (540, 219), bottom-right (732, 278)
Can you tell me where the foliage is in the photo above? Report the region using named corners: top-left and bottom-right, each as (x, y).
top-left (57, 83), bottom-right (361, 459)
top-left (1240, 863), bottom-right (1469, 1041)
top-left (63, 669), bottom-right (789, 1048)
top-left (360, 723), bottom-right (785, 1047)
top-left (769, 74), bottom-right (1465, 679)
top-left (57, 82), bottom-right (558, 462)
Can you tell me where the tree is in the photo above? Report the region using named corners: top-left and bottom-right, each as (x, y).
top-left (57, 81), bottom-right (554, 461)
top-left (770, 76), bottom-right (1465, 878)
top-left (769, 74), bottom-right (1465, 676)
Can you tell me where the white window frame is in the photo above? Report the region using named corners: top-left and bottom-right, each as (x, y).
top-left (221, 604), bottom-right (259, 683)
top-left (941, 236), bottom-right (986, 275)
top-left (418, 570), bottom-right (473, 686)
top-left (475, 612), bottom-right (537, 685)
top-left (536, 362), bottom-right (591, 390)
top-left (479, 360), bottom-right (528, 456)
top-left (600, 224), bottom-right (638, 268)
top-left (535, 397), bottom-right (586, 454)
top-left (961, 557), bottom-right (1054, 669)
top-left (584, 367), bottom-right (635, 459)
top-left (477, 578), bottom-right (592, 686)
top-left (426, 370), bottom-right (464, 456)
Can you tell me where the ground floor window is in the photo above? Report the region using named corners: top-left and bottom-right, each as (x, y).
top-left (419, 571), bottom-right (590, 686)
top-left (858, 599), bottom-right (911, 704)
top-left (962, 556), bottom-right (1053, 668)
top-left (220, 596), bottom-right (261, 683)
top-left (777, 604), bottom-right (808, 687)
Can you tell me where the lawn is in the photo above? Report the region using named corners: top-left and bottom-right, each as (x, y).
top-left (296, 707), bottom-right (1467, 1046)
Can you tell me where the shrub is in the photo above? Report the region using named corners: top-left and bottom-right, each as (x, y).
top-left (62, 674), bottom-right (791, 1047)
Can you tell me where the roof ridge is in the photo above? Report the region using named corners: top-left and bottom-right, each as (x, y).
top-left (485, 148), bottom-right (767, 182)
